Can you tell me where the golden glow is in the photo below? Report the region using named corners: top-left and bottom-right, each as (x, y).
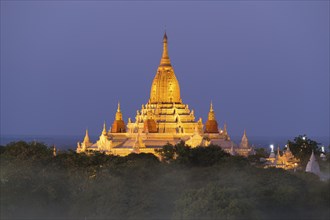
top-left (204, 102), bottom-right (220, 134)
top-left (115, 102), bottom-right (123, 121)
top-left (150, 33), bottom-right (181, 104)
top-left (102, 122), bottom-right (107, 135)
top-left (76, 33), bottom-right (253, 158)
top-left (208, 101), bottom-right (216, 121)
top-left (265, 144), bottom-right (300, 170)
top-left (83, 129), bottom-right (90, 143)
top-left (160, 32), bottom-right (171, 67)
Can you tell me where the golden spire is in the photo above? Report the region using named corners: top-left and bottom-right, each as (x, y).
top-left (115, 102), bottom-right (123, 121)
top-left (117, 101), bottom-right (121, 112)
top-left (240, 129), bottom-right (249, 148)
top-left (208, 101), bottom-right (216, 121)
top-left (223, 123), bottom-right (230, 140)
top-left (223, 123), bottom-right (228, 134)
top-left (241, 129), bottom-right (248, 142)
top-left (286, 144), bottom-right (291, 152)
top-left (205, 101), bottom-right (219, 133)
top-left (150, 32), bottom-right (181, 103)
top-left (276, 145), bottom-right (281, 158)
top-left (83, 129), bottom-right (90, 143)
top-left (102, 122), bottom-right (107, 135)
top-left (160, 32), bottom-right (171, 66)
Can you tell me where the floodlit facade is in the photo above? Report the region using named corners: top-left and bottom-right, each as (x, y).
top-left (77, 33), bottom-right (254, 157)
top-left (265, 145), bottom-right (299, 170)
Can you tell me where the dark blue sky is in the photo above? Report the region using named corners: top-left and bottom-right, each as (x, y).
top-left (1, 1), bottom-right (329, 140)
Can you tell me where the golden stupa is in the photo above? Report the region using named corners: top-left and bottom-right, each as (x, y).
top-left (77, 33), bottom-right (253, 157)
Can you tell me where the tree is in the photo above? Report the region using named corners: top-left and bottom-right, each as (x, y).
top-left (173, 141), bottom-right (191, 164)
top-left (187, 145), bottom-right (230, 166)
top-left (155, 143), bottom-right (175, 163)
top-left (1, 140), bottom-right (329, 219)
top-left (248, 148), bottom-right (268, 164)
top-left (2, 141), bottom-right (52, 162)
top-left (287, 135), bottom-right (321, 167)
top-left (173, 184), bottom-right (257, 220)
top-left (156, 141), bottom-right (230, 166)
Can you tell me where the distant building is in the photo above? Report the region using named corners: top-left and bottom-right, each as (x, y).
top-left (320, 146), bottom-right (327, 161)
top-left (305, 151), bottom-right (321, 176)
top-left (265, 145), bottom-right (299, 170)
top-left (77, 33), bottom-right (254, 157)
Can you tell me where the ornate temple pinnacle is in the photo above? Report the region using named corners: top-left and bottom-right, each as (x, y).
top-left (115, 102), bottom-right (123, 121)
top-left (102, 122), bottom-right (107, 135)
top-left (163, 31), bottom-right (168, 41)
top-left (160, 32), bottom-right (171, 66)
top-left (117, 101), bottom-right (121, 112)
top-left (208, 101), bottom-right (216, 121)
top-left (83, 129), bottom-right (90, 143)
top-left (205, 101), bottom-right (218, 133)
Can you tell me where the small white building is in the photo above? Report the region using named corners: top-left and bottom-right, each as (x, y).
top-left (305, 151), bottom-right (321, 176)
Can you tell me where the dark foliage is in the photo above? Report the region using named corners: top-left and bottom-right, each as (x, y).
top-left (1, 141), bottom-right (329, 220)
top-left (156, 141), bottom-right (230, 166)
top-left (287, 135), bottom-right (321, 167)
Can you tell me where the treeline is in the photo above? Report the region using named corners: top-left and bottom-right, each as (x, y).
top-left (0, 141), bottom-right (329, 220)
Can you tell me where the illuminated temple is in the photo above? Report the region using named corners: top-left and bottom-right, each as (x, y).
top-left (77, 33), bottom-right (254, 157)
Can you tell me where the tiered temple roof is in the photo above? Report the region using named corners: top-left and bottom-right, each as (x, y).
top-left (77, 33), bottom-right (254, 157)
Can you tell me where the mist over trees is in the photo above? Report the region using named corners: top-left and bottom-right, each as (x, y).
top-left (1, 140), bottom-right (329, 220)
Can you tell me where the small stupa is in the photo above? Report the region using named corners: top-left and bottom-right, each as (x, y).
top-left (305, 151), bottom-right (321, 176)
top-left (320, 146), bottom-right (326, 161)
top-left (269, 145), bottom-right (276, 159)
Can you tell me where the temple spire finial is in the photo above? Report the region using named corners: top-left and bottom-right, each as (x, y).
top-left (83, 128), bottom-right (90, 143)
top-left (163, 31), bottom-right (167, 41)
top-left (160, 31), bottom-right (171, 66)
top-left (115, 102), bottom-right (123, 121)
top-left (102, 121), bottom-right (107, 135)
top-left (117, 101), bottom-right (121, 112)
top-left (207, 101), bottom-right (216, 121)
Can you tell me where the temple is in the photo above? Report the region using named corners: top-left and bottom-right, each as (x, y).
top-left (305, 151), bottom-right (321, 176)
top-left (77, 33), bottom-right (254, 157)
top-left (265, 144), bottom-right (299, 170)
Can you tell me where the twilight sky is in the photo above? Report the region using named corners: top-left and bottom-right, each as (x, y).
top-left (1, 1), bottom-right (329, 140)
